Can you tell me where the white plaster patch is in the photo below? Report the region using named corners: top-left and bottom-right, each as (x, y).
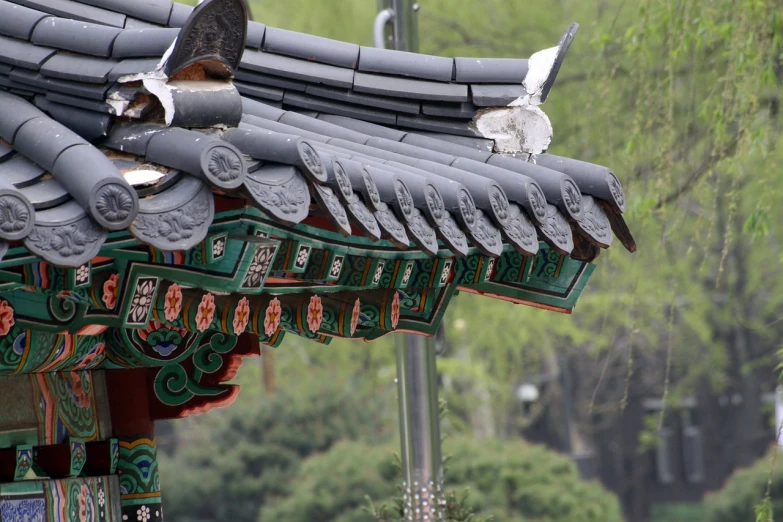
top-left (143, 78), bottom-right (176, 126)
top-left (123, 169), bottom-right (165, 187)
top-left (510, 45), bottom-right (560, 106)
top-left (473, 105), bottom-right (553, 154)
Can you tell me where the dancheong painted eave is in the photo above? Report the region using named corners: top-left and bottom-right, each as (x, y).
top-left (0, 0), bottom-right (635, 351)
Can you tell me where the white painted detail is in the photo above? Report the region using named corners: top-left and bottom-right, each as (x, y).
top-left (517, 45), bottom-right (560, 106)
top-left (123, 169), bottom-right (165, 187)
top-left (473, 105), bottom-right (553, 154)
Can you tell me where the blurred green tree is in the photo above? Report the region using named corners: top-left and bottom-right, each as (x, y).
top-left (159, 374), bottom-right (396, 522)
top-left (703, 447), bottom-right (782, 522)
top-left (261, 436), bottom-right (623, 522)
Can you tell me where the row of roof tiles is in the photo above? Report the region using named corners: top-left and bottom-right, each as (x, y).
top-left (0, 0), bottom-right (559, 132)
top-left (0, 0), bottom-right (634, 271)
top-left (1, 0), bottom-right (535, 84)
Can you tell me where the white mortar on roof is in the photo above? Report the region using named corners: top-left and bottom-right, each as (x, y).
top-left (473, 105), bottom-right (553, 155)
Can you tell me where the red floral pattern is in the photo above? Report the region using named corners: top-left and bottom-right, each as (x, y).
top-left (102, 274), bottom-right (119, 310)
top-left (138, 321), bottom-right (188, 341)
top-left (390, 292), bottom-right (401, 329)
top-left (264, 298), bottom-right (281, 337)
top-left (0, 300), bottom-right (14, 336)
top-left (350, 298), bottom-right (361, 336)
top-left (164, 283), bottom-right (183, 322)
top-left (307, 295), bottom-right (323, 333)
top-left (233, 297), bottom-right (250, 335)
top-left (196, 293), bottom-right (216, 332)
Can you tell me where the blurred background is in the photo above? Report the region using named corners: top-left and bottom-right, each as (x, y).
top-left (164, 1), bottom-right (783, 521)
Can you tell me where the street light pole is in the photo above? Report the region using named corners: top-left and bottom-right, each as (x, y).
top-left (375, 2), bottom-right (444, 520)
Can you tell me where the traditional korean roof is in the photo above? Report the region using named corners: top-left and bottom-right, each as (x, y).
top-left (0, 0), bottom-right (635, 348)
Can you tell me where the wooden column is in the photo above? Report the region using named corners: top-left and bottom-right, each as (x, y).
top-left (107, 368), bottom-right (163, 522)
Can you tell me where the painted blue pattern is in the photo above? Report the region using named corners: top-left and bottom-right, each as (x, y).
top-left (0, 497), bottom-right (45, 522)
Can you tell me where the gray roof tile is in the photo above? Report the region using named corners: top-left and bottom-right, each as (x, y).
top-left (0, 89), bottom-right (46, 142)
top-left (123, 17), bottom-right (161, 29)
top-left (353, 72), bottom-right (468, 102)
top-left (46, 92), bottom-right (115, 113)
top-left (401, 132), bottom-right (491, 162)
top-left (454, 58), bottom-right (528, 84)
top-left (0, 0), bottom-right (48, 40)
top-left (421, 102), bottom-right (477, 120)
top-left (0, 140), bottom-right (13, 162)
top-left (51, 142), bottom-right (138, 229)
top-left (316, 114), bottom-right (408, 142)
top-left (31, 17), bottom-right (122, 57)
top-left (358, 47), bottom-right (454, 82)
top-left (241, 50), bottom-right (354, 89)
top-left (13, 116), bottom-right (88, 171)
top-left (233, 81), bottom-right (284, 102)
top-left (305, 84), bottom-right (420, 115)
top-left (0, 36), bottom-right (56, 70)
top-left (235, 67), bottom-right (307, 92)
top-left (10, 68), bottom-right (111, 100)
top-left (470, 84), bottom-right (526, 106)
top-left (19, 177), bottom-right (70, 210)
top-left (108, 58), bottom-right (159, 81)
top-left (283, 92), bottom-right (397, 126)
top-left (241, 96), bottom-right (285, 121)
top-left (405, 131), bottom-right (494, 152)
top-left (246, 21), bottom-right (266, 49)
top-left (396, 114), bottom-right (479, 138)
top-left (20, 0), bottom-right (126, 27)
top-left (264, 27), bottom-right (359, 69)
top-left (0, 154), bottom-right (45, 187)
top-left (34, 95), bottom-right (112, 141)
top-left (279, 111), bottom-right (370, 144)
top-left (112, 28), bottom-right (179, 58)
top-left (40, 53), bottom-right (117, 83)
top-left (76, 0), bottom-right (173, 25)
top-left (167, 2), bottom-right (192, 27)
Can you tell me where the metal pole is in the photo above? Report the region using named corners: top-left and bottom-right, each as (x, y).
top-left (376, 2), bottom-right (443, 520)
top-left (396, 331), bottom-right (445, 521)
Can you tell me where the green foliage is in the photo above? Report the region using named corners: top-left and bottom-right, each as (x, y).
top-left (261, 436), bottom-right (623, 522)
top-left (159, 375), bottom-right (395, 522)
top-left (704, 447), bottom-right (783, 522)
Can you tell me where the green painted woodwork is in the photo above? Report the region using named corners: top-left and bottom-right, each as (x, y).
top-left (0, 207), bottom-right (597, 378)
